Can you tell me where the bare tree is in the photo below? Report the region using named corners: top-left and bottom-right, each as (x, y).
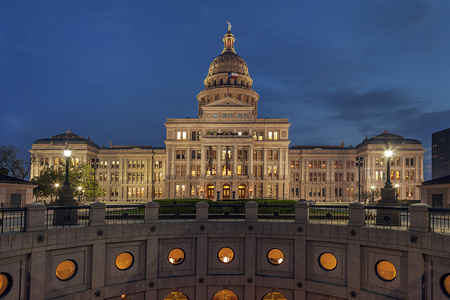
top-left (0, 145), bottom-right (39, 180)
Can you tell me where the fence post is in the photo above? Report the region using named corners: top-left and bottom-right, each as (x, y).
top-left (25, 203), bottom-right (46, 232)
top-left (409, 203), bottom-right (430, 232)
top-left (245, 201), bottom-right (258, 221)
top-left (89, 202), bottom-right (106, 226)
top-left (348, 202), bottom-right (365, 227)
top-left (145, 201), bottom-right (160, 223)
top-left (295, 202), bottom-right (309, 224)
top-left (196, 201), bottom-right (209, 222)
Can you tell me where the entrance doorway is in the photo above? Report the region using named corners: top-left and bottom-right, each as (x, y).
top-left (207, 184), bottom-right (215, 199)
top-left (223, 184), bottom-right (231, 199)
top-left (238, 184), bottom-right (246, 199)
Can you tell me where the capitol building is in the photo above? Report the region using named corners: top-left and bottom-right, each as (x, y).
top-left (30, 27), bottom-right (424, 203)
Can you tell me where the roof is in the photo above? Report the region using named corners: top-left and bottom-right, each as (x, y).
top-left (355, 130), bottom-right (421, 148)
top-left (33, 130), bottom-right (100, 148)
top-left (421, 175), bottom-right (450, 186)
top-left (0, 174), bottom-right (33, 185)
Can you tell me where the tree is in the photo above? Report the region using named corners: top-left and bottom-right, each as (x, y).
top-left (0, 145), bottom-right (39, 180)
top-left (31, 162), bottom-right (102, 202)
top-left (353, 190), bottom-right (381, 204)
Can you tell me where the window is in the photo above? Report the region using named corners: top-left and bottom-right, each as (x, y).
top-left (115, 252), bottom-right (134, 270)
top-left (267, 248), bottom-right (284, 265)
top-left (212, 290), bottom-right (238, 300)
top-left (375, 260), bottom-right (397, 281)
top-left (55, 260), bottom-right (77, 281)
top-left (319, 252), bottom-right (337, 271)
top-left (440, 273), bottom-right (450, 298)
top-left (168, 248), bottom-right (185, 265)
top-left (263, 293), bottom-right (287, 300)
top-left (218, 247), bottom-right (235, 264)
top-left (163, 292), bottom-right (189, 300)
top-left (334, 161), bottom-right (343, 168)
top-left (273, 150), bottom-right (278, 160)
top-left (176, 131), bottom-right (187, 140)
top-left (0, 273), bottom-right (12, 298)
top-left (335, 173), bottom-right (343, 182)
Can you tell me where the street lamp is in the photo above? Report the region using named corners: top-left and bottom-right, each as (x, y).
top-left (356, 157), bottom-right (364, 202)
top-left (371, 185), bottom-right (375, 203)
top-left (91, 158), bottom-right (99, 202)
top-left (78, 186), bottom-right (82, 202)
top-left (384, 150), bottom-right (393, 188)
top-left (54, 183), bottom-right (60, 201)
top-left (63, 149), bottom-right (71, 187)
top-left (395, 184), bottom-right (399, 201)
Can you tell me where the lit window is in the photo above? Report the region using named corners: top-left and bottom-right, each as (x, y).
top-left (168, 248), bottom-right (185, 265)
top-left (262, 292), bottom-right (287, 300)
top-left (56, 260), bottom-right (77, 281)
top-left (375, 260), bottom-right (397, 281)
top-left (267, 248), bottom-right (285, 265)
top-left (163, 292), bottom-right (189, 300)
top-left (115, 252), bottom-right (134, 270)
top-left (218, 247), bottom-right (235, 264)
top-left (212, 290), bottom-right (238, 300)
top-left (0, 273), bottom-right (12, 297)
top-left (213, 113), bottom-right (218, 118)
top-left (319, 252), bottom-right (337, 271)
top-left (440, 273), bottom-right (450, 298)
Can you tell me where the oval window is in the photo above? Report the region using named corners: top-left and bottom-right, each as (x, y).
top-left (319, 252), bottom-right (337, 271)
top-left (218, 247), bottom-right (234, 264)
top-left (267, 248), bottom-right (285, 265)
top-left (440, 273), bottom-right (450, 297)
top-left (375, 260), bottom-right (397, 281)
top-left (262, 292), bottom-right (287, 300)
top-left (163, 291), bottom-right (189, 300)
top-left (115, 252), bottom-right (134, 270)
top-left (212, 289), bottom-right (238, 300)
top-left (0, 273), bottom-right (12, 298)
top-left (168, 248), bottom-right (185, 265)
top-left (55, 260), bottom-right (77, 281)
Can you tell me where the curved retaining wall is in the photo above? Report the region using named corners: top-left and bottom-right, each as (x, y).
top-left (0, 203), bottom-right (449, 300)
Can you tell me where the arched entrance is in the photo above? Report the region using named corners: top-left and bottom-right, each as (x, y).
top-left (212, 289), bottom-right (238, 300)
top-left (262, 292), bottom-right (287, 300)
top-left (238, 184), bottom-right (246, 199)
top-left (223, 184), bottom-right (231, 199)
top-left (207, 184), bottom-right (215, 199)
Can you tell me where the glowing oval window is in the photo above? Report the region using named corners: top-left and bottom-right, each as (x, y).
top-left (319, 252), bottom-right (338, 271)
top-left (168, 248), bottom-right (185, 265)
top-left (267, 248), bottom-right (285, 265)
top-left (217, 247), bottom-right (235, 264)
top-left (115, 252), bottom-right (134, 270)
top-left (0, 273), bottom-right (12, 298)
top-left (375, 260), bottom-right (397, 281)
top-left (163, 291), bottom-right (189, 300)
top-left (212, 289), bottom-right (238, 300)
top-left (441, 273), bottom-right (450, 297)
top-left (55, 260), bottom-right (77, 281)
top-left (262, 292), bottom-right (287, 300)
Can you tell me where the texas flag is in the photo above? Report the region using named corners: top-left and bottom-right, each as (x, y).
top-left (228, 72), bottom-right (238, 79)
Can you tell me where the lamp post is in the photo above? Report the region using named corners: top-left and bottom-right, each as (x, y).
top-left (371, 185), bottom-right (375, 204)
top-left (78, 186), bottom-right (82, 203)
top-left (63, 150), bottom-right (71, 187)
top-left (395, 184), bottom-right (399, 201)
top-left (54, 183), bottom-right (60, 201)
top-left (384, 150), bottom-right (393, 188)
top-left (91, 158), bottom-right (99, 202)
top-left (356, 157), bottom-right (363, 202)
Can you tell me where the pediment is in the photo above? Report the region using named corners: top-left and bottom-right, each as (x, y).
top-left (203, 96), bottom-right (253, 108)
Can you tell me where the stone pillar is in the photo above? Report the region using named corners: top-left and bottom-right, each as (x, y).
top-left (145, 201), bottom-right (160, 223)
top-left (89, 202), bottom-right (106, 226)
top-left (295, 202), bottom-right (309, 224)
top-left (25, 203), bottom-right (46, 232)
top-left (409, 203), bottom-right (430, 232)
top-left (348, 202), bottom-right (365, 227)
top-left (245, 201), bottom-right (258, 221)
top-left (376, 187), bottom-right (401, 226)
top-left (196, 201), bottom-right (209, 222)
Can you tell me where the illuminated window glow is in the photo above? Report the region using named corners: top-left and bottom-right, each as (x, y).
top-left (212, 289), bottom-right (238, 300)
top-left (0, 273), bottom-right (12, 297)
top-left (319, 252), bottom-right (337, 271)
top-left (115, 252), bottom-right (134, 270)
top-left (218, 247), bottom-right (235, 264)
top-left (262, 292), bottom-right (287, 300)
top-left (440, 273), bottom-right (450, 298)
top-left (267, 248), bottom-right (285, 265)
top-left (168, 248), bottom-right (185, 265)
top-left (56, 260), bottom-right (77, 281)
top-left (375, 260), bottom-right (397, 281)
top-left (163, 292), bottom-right (189, 300)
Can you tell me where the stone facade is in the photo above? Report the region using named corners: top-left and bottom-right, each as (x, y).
top-left (29, 28), bottom-right (424, 203)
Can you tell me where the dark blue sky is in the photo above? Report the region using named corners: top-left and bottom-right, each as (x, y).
top-left (2, 0), bottom-right (450, 180)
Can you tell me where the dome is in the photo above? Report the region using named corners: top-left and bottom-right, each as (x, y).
top-left (33, 129), bottom-right (99, 148)
top-left (207, 51), bottom-right (250, 77)
top-left (355, 130), bottom-right (421, 149)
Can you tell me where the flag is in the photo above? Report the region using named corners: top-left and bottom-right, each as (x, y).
top-left (228, 72), bottom-right (238, 79)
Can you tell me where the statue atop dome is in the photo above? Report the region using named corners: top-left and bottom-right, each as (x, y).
top-left (226, 20), bottom-right (232, 31)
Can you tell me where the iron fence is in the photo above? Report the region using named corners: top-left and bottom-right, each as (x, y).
top-left (364, 206), bottom-right (409, 230)
top-left (429, 208), bottom-right (450, 234)
top-left (309, 205), bottom-right (349, 225)
top-left (106, 205), bottom-right (145, 224)
top-left (159, 204), bottom-right (196, 221)
top-left (208, 204), bottom-right (245, 220)
top-left (258, 204), bottom-right (295, 221)
top-left (0, 207), bottom-right (26, 234)
top-left (46, 206), bottom-right (90, 229)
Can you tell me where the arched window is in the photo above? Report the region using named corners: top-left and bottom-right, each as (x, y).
top-left (212, 290), bottom-right (238, 300)
top-left (164, 292), bottom-right (189, 300)
top-left (262, 292), bottom-right (287, 300)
